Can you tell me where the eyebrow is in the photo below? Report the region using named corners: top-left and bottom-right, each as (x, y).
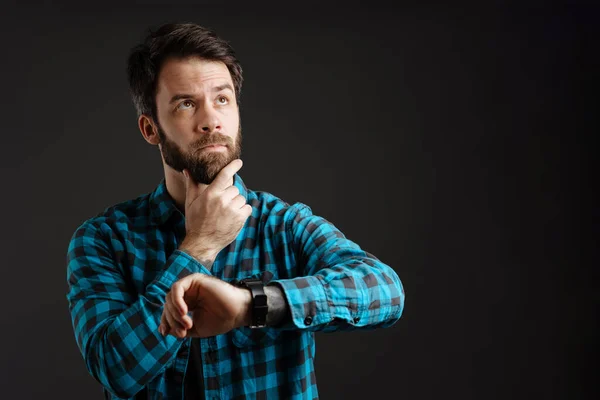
top-left (168, 83), bottom-right (234, 104)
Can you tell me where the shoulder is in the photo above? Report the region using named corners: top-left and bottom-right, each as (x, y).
top-left (245, 188), bottom-right (313, 221)
top-left (68, 191), bottom-right (152, 245)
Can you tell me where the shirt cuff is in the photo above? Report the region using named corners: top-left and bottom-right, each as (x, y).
top-left (271, 275), bottom-right (332, 329)
top-left (145, 250), bottom-right (208, 299)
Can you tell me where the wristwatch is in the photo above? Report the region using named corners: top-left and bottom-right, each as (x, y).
top-left (237, 278), bottom-right (268, 328)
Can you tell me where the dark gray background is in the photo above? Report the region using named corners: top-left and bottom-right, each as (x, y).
top-left (0, 2), bottom-right (596, 399)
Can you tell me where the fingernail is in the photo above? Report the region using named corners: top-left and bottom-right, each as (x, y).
top-left (159, 325), bottom-right (164, 335)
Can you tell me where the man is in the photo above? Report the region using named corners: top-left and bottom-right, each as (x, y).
top-left (66, 22), bottom-right (405, 399)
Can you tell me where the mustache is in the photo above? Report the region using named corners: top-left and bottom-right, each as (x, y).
top-left (189, 133), bottom-right (233, 151)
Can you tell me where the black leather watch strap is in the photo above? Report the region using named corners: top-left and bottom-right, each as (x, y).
top-left (237, 278), bottom-right (268, 328)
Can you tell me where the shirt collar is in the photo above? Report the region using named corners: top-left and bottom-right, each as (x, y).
top-left (149, 173), bottom-right (248, 227)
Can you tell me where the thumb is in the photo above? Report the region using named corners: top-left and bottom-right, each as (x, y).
top-left (172, 273), bottom-right (199, 315)
top-left (183, 169), bottom-right (207, 200)
top-left (183, 169), bottom-right (192, 194)
top-left (182, 170), bottom-right (194, 206)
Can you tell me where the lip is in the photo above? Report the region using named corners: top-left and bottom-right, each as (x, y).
top-left (200, 144), bottom-right (227, 150)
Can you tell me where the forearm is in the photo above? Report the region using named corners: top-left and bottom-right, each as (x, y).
top-left (178, 236), bottom-right (291, 327)
top-left (275, 202), bottom-right (405, 332)
top-left (178, 236), bottom-right (218, 270)
top-left (265, 283), bottom-right (290, 327)
top-left (235, 282), bottom-right (290, 328)
top-left (82, 294), bottom-right (183, 397)
top-left (273, 259), bottom-right (404, 332)
top-left (69, 249), bottom-right (206, 398)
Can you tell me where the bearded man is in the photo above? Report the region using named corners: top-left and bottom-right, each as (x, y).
top-left (66, 22), bottom-right (405, 400)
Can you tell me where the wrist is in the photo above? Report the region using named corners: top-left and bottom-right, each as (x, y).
top-left (236, 287), bottom-right (253, 328)
top-left (236, 279), bottom-right (268, 328)
top-left (264, 284), bottom-right (288, 327)
top-left (179, 237), bottom-right (217, 263)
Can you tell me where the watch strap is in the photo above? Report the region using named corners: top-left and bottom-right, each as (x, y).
top-left (238, 278), bottom-right (268, 328)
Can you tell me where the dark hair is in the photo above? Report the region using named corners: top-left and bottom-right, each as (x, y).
top-left (126, 22), bottom-right (243, 121)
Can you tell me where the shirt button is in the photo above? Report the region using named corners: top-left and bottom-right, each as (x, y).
top-left (353, 317), bottom-right (360, 323)
top-left (304, 316), bottom-right (313, 325)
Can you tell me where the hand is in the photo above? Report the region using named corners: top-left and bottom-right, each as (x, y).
top-left (159, 273), bottom-right (252, 338)
top-left (179, 159), bottom-right (252, 261)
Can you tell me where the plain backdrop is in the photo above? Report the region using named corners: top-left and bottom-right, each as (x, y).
top-left (0, 2), bottom-right (597, 399)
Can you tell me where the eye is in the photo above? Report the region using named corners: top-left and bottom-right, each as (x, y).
top-left (177, 100), bottom-right (194, 110)
top-left (216, 95), bottom-right (229, 105)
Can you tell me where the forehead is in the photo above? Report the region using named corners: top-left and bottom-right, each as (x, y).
top-left (156, 57), bottom-right (233, 97)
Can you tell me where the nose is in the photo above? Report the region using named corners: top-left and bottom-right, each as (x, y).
top-left (197, 103), bottom-right (222, 134)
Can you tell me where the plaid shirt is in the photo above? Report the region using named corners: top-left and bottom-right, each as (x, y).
top-left (66, 174), bottom-right (405, 399)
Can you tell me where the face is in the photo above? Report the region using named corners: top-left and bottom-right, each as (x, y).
top-left (154, 57), bottom-right (242, 184)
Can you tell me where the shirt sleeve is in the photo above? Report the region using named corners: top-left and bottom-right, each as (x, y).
top-left (65, 220), bottom-right (205, 398)
top-left (272, 203), bottom-right (405, 332)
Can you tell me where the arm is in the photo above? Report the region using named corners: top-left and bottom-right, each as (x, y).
top-left (66, 220), bottom-right (205, 398)
top-left (271, 203), bottom-right (405, 332)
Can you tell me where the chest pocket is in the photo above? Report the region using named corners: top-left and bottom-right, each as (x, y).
top-left (231, 326), bottom-right (282, 348)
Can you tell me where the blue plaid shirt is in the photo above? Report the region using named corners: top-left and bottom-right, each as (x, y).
top-left (66, 174), bottom-right (405, 399)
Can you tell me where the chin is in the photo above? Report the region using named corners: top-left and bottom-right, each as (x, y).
top-left (189, 158), bottom-right (234, 184)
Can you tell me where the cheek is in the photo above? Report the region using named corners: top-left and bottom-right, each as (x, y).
top-left (171, 134), bottom-right (195, 151)
top-left (224, 113), bottom-right (240, 134)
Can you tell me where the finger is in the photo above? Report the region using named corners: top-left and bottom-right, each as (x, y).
top-left (171, 278), bottom-right (191, 316)
top-left (167, 288), bottom-right (185, 317)
top-left (159, 310), bottom-right (169, 336)
top-left (241, 204), bottom-right (253, 217)
top-left (182, 170), bottom-right (189, 190)
top-left (161, 309), bottom-right (177, 337)
top-left (182, 169), bottom-right (199, 200)
top-left (209, 159), bottom-right (243, 191)
top-left (229, 194), bottom-right (247, 210)
top-left (169, 274), bottom-right (201, 328)
top-left (164, 291), bottom-right (186, 334)
top-left (166, 292), bottom-right (192, 330)
top-left (222, 185), bottom-right (240, 202)
top-left (164, 306), bottom-right (186, 338)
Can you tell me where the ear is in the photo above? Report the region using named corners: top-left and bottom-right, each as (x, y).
top-left (138, 114), bottom-right (160, 145)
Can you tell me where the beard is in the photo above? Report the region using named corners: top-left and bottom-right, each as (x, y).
top-left (156, 122), bottom-right (242, 185)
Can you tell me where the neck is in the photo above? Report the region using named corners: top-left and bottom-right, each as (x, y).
top-left (163, 166), bottom-right (188, 212)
